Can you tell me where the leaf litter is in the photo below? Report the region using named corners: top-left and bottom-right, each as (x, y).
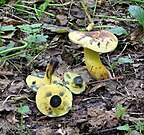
top-left (0, 0), bottom-right (144, 134)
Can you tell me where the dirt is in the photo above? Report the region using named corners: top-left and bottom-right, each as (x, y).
top-left (0, 0), bottom-right (144, 135)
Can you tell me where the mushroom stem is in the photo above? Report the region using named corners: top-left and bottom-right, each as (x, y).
top-left (84, 48), bottom-right (111, 80)
top-left (44, 57), bottom-right (59, 84)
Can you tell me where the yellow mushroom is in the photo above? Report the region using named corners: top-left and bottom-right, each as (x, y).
top-left (36, 84), bottom-right (73, 117)
top-left (26, 57), bottom-right (61, 92)
top-left (68, 30), bottom-right (118, 80)
top-left (63, 72), bottom-right (85, 94)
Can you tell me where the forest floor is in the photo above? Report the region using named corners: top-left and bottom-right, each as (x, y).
top-left (0, 0), bottom-right (144, 135)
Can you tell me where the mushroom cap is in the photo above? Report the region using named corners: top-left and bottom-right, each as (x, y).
top-left (26, 74), bottom-right (61, 92)
top-left (68, 30), bottom-right (118, 53)
top-left (36, 84), bottom-right (73, 117)
top-left (63, 72), bottom-right (85, 94)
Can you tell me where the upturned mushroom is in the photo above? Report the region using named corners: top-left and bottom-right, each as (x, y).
top-left (26, 57), bottom-right (61, 92)
top-left (68, 30), bottom-right (118, 80)
top-left (63, 72), bottom-right (85, 94)
top-left (36, 84), bottom-right (73, 117)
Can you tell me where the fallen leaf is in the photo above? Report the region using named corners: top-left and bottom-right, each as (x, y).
top-left (61, 47), bottom-right (76, 65)
top-left (6, 112), bottom-right (18, 124)
top-left (35, 127), bottom-right (53, 135)
top-left (8, 80), bottom-right (25, 93)
top-left (0, 77), bottom-right (11, 91)
top-left (131, 27), bottom-right (144, 41)
top-left (130, 130), bottom-right (142, 135)
top-left (56, 14), bottom-right (68, 25)
top-left (0, 117), bottom-right (17, 134)
top-left (108, 26), bottom-right (128, 36)
top-left (85, 0), bottom-right (105, 8)
top-left (89, 80), bottom-right (118, 93)
top-left (1, 17), bottom-right (25, 26)
top-left (0, 103), bottom-right (17, 112)
top-left (87, 107), bottom-right (118, 129)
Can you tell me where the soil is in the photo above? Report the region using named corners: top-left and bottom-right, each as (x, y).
top-left (0, 0), bottom-right (144, 135)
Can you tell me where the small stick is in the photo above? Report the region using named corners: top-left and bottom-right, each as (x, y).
top-left (95, 15), bottom-right (137, 22)
top-left (81, 0), bottom-right (93, 23)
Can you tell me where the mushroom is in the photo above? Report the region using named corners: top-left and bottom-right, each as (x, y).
top-left (36, 84), bottom-right (73, 117)
top-left (63, 72), bottom-right (85, 94)
top-left (68, 30), bottom-right (118, 80)
top-left (26, 57), bottom-right (61, 92)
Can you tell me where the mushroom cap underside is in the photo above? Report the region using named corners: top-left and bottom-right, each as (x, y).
top-left (63, 72), bottom-right (85, 94)
top-left (36, 84), bottom-right (73, 117)
top-left (68, 30), bottom-right (118, 53)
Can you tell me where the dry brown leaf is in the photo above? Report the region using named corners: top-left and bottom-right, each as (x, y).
top-left (0, 103), bottom-right (17, 112)
top-left (61, 47), bottom-right (76, 65)
top-left (6, 112), bottom-right (18, 124)
top-left (89, 80), bottom-right (118, 93)
top-left (130, 130), bottom-right (142, 135)
top-left (1, 17), bottom-right (25, 25)
top-left (0, 77), bottom-right (11, 90)
top-left (1, 31), bottom-right (16, 39)
top-left (36, 127), bottom-right (53, 135)
top-left (0, 117), bottom-right (17, 134)
top-left (87, 107), bottom-right (118, 129)
top-left (8, 80), bottom-right (25, 94)
top-left (131, 27), bottom-right (144, 41)
top-left (56, 14), bottom-right (68, 25)
top-left (85, 0), bottom-right (105, 8)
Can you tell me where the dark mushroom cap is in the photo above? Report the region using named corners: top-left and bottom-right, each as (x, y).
top-left (36, 84), bottom-right (73, 117)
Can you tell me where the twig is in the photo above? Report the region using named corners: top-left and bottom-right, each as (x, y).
top-left (123, 0), bottom-right (144, 3)
top-left (0, 8), bottom-right (31, 24)
top-left (116, 44), bottom-right (128, 59)
top-left (95, 15), bottom-right (137, 22)
top-left (88, 76), bottom-right (124, 85)
top-left (8, 60), bottom-right (22, 73)
top-left (46, 2), bottom-right (71, 7)
top-left (13, 95), bottom-right (32, 101)
top-left (82, 97), bottom-right (100, 101)
top-left (2, 95), bottom-right (17, 106)
top-left (81, 0), bottom-right (93, 23)
top-left (92, 0), bottom-right (98, 17)
top-left (0, 51), bottom-right (28, 62)
top-left (79, 25), bottom-right (115, 31)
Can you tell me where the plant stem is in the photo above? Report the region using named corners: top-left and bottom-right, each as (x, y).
top-left (0, 40), bottom-right (28, 55)
top-left (81, 0), bottom-right (93, 23)
top-left (20, 114), bottom-right (24, 135)
top-left (13, 4), bottom-right (55, 17)
top-left (123, 0), bottom-right (144, 3)
top-left (79, 25), bottom-right (115, 30)
top-left (95, 15), bottom-right (137, 22)
top-left (93, 0), bottom-right (98, 17)
top-left (13, 95), bottom-right (32, 101)
top-left (47, 2), bottom-right (71, 6)
top-left (0, 51), bottom-right (28, 62)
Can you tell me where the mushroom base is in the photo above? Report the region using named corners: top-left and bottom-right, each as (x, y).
top-left (84, 48), bottom-right (111, 80)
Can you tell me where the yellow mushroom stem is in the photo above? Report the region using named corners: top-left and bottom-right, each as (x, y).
top-left (84, 48), bottom-right (111, 80)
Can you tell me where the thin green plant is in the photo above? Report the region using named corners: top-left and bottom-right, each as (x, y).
top-left (13, 1), bottom-right (71, 20)
top-left (18, 105), bottom-right (30, 135)
top-left (115, 104), bottom-right (144, 134)
top-left (116, 104), bottom-right (127, 118)
top-left (108, 57), bottom-right (134, 72)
